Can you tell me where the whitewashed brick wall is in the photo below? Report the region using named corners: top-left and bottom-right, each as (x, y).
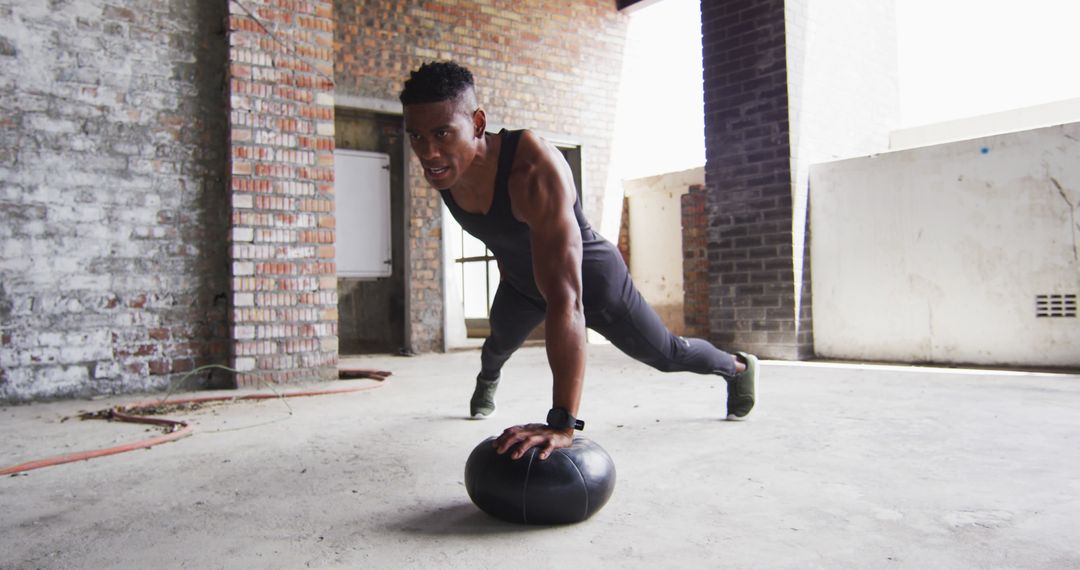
top-left (0, 0), bottom-right (230, 401)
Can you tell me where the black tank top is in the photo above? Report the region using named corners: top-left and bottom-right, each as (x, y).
top-left (440, 129), bottom-right (629, 314)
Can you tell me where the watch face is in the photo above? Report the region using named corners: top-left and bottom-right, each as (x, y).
top-left (547, 407), bottom-right (571, 428)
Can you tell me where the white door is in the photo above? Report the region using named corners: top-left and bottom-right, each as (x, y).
top-left (334, 150), bottom-right (391, 278)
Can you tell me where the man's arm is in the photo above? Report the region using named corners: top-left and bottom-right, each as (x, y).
top-left (493, 131), bottom-right (585, 460)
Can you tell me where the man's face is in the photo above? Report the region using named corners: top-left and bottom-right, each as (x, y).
top-left (404, 95), bottom-right (481, 189)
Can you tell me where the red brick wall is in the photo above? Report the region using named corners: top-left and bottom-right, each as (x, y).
top-left (617, 196), bottom-right (631, 269)
top-left (226, 1), bottom-right (339, 386)
top-left (681, 184), bottom-right (709, 339)
top-left (335, 0), bottom-right (629, 352)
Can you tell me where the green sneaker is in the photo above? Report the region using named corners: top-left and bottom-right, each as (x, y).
top-left (469, 373), bottom-right (500, 418)
top-left (726, 352), bottom-right (757, 420)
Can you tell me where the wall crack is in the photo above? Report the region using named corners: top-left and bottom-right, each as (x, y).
top-left (1050, 177), bottom-right (1078, 261)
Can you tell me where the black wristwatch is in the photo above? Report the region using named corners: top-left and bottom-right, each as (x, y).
top-left (546, 407), bottom-right (585, 431)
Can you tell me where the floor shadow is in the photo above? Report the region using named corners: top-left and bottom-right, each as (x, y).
top-left (392, 502), bottom-right (555, 536)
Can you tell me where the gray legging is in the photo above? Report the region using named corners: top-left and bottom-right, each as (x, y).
top-left (479, 271), bottom-right (737, 380)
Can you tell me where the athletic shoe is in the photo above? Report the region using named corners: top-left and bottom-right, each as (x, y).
top-left (469, 373), bottom-right (500, 418)
top-left (726, 352), bottom-right (757, 420)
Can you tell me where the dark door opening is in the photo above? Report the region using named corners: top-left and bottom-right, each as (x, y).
top-left (335, 108), bottom-right (407, 354)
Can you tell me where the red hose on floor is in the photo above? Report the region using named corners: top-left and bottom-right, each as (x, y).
top-left (0, 421), bottom-right (196, 476)
top-left (1, 367), bottom-right (389, 477)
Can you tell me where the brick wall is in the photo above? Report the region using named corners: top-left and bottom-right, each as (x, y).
top-left (335, 0), bottom-right (629, 352)
top-left (681, 184), bottom-right (708, 339)
top-left (226, 0), bottom-right (339, 387)
top-left (0, 0), bottom-right (627, 401)
top-left (0, 0), bottom-right (230, 402)
top-left (700, 0), bottom-right (804, 359)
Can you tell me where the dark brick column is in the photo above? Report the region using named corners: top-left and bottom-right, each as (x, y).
top-left (700, 0), bottom-right (811, 359)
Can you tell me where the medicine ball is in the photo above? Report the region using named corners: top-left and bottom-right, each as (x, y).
top-left (464, 436), bottom-right (616, 525)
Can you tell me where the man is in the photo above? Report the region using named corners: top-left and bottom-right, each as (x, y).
top-left (400, 61), bottom-right (757, 461)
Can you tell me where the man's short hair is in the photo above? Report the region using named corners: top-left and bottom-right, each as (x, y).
top-left (399, 61), bottom-right (475, 106)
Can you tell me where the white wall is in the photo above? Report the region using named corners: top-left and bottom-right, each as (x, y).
top-left (785, 0), bottom-right (901, 336)
top-left (810, 122), bottom-right (1080, 367)
top-left (623, 167), bottom-right (704, 336)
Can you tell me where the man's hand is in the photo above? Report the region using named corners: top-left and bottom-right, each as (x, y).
top-left (494, 423), bottom-right (573, 460)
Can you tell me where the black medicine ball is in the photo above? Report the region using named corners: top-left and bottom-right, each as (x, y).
top-left (464, 436), bottom-right (616, 525)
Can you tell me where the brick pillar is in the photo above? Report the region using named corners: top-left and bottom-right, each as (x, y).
top-left (701, 0), bottom-right (811, 359)
top-left (681, 184), bottom-right (709, 339)
top-left (617, 196), bottom-right (631, 269)
top-left (226, 1), bottom-right (339, 386)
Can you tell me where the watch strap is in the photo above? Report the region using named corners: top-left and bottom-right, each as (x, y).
top-left (547, 407), bottom-right (585, 431)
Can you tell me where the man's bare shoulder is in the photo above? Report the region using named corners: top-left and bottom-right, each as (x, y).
top-left (509, 130), bottom-right (568, 186)
top-left (506, 130), bottom-right (575, 222)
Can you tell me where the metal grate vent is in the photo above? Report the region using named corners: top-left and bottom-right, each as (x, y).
top-left (1036, 294), bottom-right (1078, 318)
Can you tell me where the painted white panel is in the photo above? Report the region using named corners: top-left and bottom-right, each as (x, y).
top-left (334, 150), bottom-right (391, 278)
top-left (810, 122), bottom-right (1080, 367)
top-left (623, 167), bottom-right (704, 336)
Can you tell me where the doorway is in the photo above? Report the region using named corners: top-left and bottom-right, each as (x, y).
top-left (335, 108), bottom-right (407, 354)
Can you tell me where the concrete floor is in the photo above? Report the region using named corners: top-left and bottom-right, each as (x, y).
top-left (2, 344), bottom-right (1079, 569)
